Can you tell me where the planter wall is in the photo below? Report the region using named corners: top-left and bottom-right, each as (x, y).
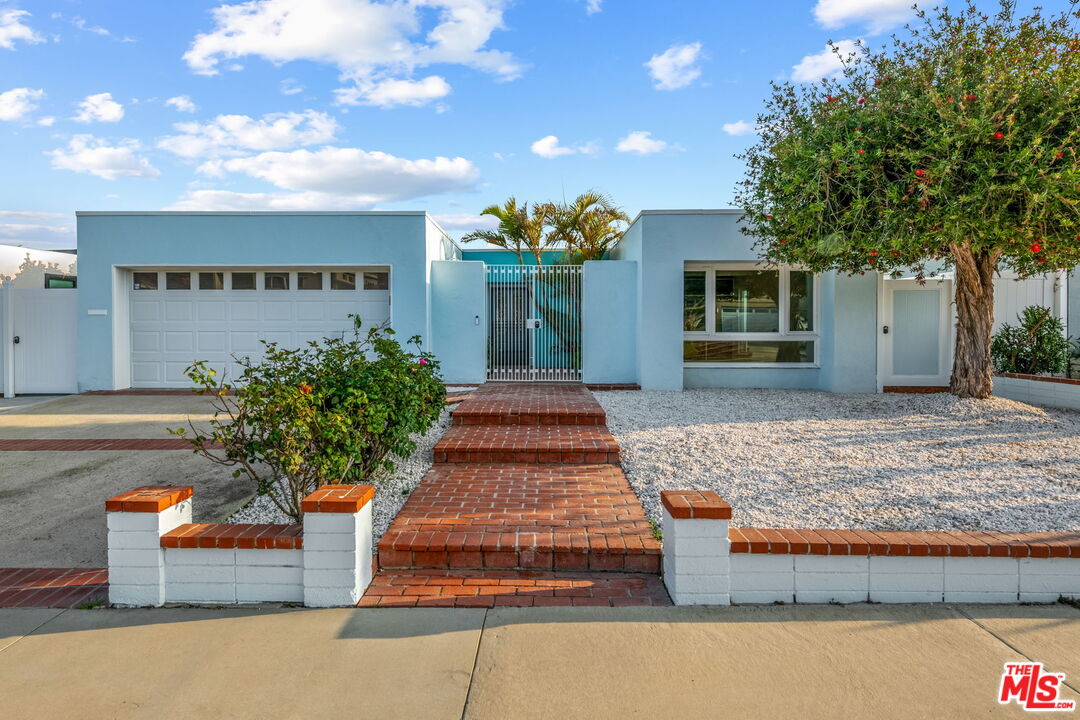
top-left (994, 373), bottom-right (1080, 412)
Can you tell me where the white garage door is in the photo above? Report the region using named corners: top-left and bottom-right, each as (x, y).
top-left (129, 268), bottom-right (390, 388)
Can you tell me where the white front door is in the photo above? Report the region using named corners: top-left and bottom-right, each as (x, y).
top-left (880, 279), bottom-right (953, 387)
top-left (12, 289), bottom-right (78, 394)
top-left (128, 268), bottom-right (391, 388)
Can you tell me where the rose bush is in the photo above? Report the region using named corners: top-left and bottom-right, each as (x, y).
top-left (171, 317), bottom-right (445, 520)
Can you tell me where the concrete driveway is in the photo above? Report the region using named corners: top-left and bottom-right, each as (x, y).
top-left (1, 603), bottom-right (1077, 718)
top-left (0, 394), bottom-right (255, 568)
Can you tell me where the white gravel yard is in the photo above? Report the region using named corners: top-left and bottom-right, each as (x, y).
top-left (228, 398), bottom-right (465, 545)
top-left (595, 389), bottom-right (1080, 533)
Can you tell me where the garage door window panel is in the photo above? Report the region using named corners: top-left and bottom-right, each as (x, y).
top-left (331, 272), bottom-right (356, 290)
top-left (199, 272), bottom-right (224, 290)
top-left (298, 272), bottom-right (323, 290)
top-left (232, 272), bottom-right (256, 290)
top-left (166, 272), bottom-right (191, 290)
top-left (364, 271), bottom-right (389, 290)
top-left (133, 272), bottom-right (158, 290)
top-left (265, 272), bottom-right (290, 290)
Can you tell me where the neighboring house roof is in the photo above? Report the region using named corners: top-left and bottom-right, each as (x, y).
top-left (0, 244), bottom-right (78, 288)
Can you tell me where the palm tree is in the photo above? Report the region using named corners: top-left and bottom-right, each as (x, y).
top-left (462, 197), bottom-right (560, 265)
top-left (461, 197), bottom-right (528, 264)
top-left (549, 191), bottom-right (629, 263)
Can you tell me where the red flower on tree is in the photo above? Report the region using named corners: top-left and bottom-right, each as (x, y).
top-left (299, 383), bottom-right (313, 395)
top-left (857, 149), bottom-right (865, 155)
top-left (915, 168), bottom-right (926, 177)
top-left (1030, 243), bottom-right (1042, 253)
top-left (994, 131), bottom-right (1004, 139)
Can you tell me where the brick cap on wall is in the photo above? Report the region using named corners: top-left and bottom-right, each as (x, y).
top-left (301, 484), bottom-right (375, 514)
top-left (729, 527), bottom-right (1080, 559)
top-left (661, 490), bottom-right (732, 520)
top-left (105, 486), bottom-right (193, 513)
top-left (161, 523), bottom-right (303, 550)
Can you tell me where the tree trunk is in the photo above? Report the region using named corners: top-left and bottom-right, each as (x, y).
top-left (949, 245), bottom-right (999, 399)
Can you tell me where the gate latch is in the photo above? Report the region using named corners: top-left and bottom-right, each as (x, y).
top-left (12, 336), bottom-right (19, 344)
top-left (525, 318), bottom-right (541, 330)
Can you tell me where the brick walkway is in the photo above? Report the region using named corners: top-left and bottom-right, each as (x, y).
top-left (0, 568), bottom-right (108, 608)
top-left (368, 383), bottom-right (667, 607)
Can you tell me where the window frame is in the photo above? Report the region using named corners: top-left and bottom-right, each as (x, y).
top-left (683, 262), bottom-right (820, 368)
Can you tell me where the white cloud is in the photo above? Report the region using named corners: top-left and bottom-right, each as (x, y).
top-left (433, 213), bottom-right (499, 230)
top-left (168, 190), bottom-right (378, 211)
top-left (0, 9), bottom-right (43, 50)
top-left (0, 211), bottom-right (68, 221)
top-left (48, 135), bottom-right (160, 180)
top-left (335, 75), bottom-right (451, 108)
top-left (37, 116), bottom-right (55, 126)
top-left (165, 95), bottom-right (197, 113)
top-left (722, 120), bottom-right (755, 136)
top-left (0, 212), bottom-right (74, 250)
top-left (0, 87), bottom-right (44, 122)
top-left (70, 15), bottom-right (136, 42)
top-left (791, 39), bottom-right (860, 83)
top-left (183, 0), bottom-right (522, 107)
top-left (158, 110), bottom-right (339, 158)
top-left (615, 130), bottom-right (668, 155)
top-left (584, 0), bottom-right (602, 14)
top-left (73, 92), bottom-right (125, 123)
top-left (280, 78), bottom-right (304, 95)
top-left (813, 0), bottom-right (914, 34)
top-left (529, 135), bottom-right (597, 159)
top-left (645, 42), bottom-right (703, 91)
top-left (198, 146), bottom-right (479, 202)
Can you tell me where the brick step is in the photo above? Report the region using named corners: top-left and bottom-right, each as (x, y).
top-left (378, 464), bottom-right (660, 572)
top-left (379, 531), bottom-right (660, 573)
top-left (360, 569), bottom-right (671, 607)
top-left (450, 383), bottom-right (606, 426)
top-left (433, 425), bottom-right (620, 464)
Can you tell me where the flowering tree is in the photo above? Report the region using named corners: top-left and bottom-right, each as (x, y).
top-left (736, 0), bottom-right (1080, 398)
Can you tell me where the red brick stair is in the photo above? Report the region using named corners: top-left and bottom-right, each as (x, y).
top-left (451, 383), bottom-right (606, 426)
top-left (367, 383), bottom-right (664, 597)
top-left (379, 464), bottom-right (659, 572)
top-left (433, 425), bottom-right (620, 464)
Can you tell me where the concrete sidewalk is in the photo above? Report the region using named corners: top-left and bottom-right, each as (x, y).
top-left (2, 603), bottom-right (1078, 719)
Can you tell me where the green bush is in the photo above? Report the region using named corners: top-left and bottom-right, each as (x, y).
top-left (990, 306), bottom-right (1071, 376)
top-left (171, 317), bottom-right (446, 520)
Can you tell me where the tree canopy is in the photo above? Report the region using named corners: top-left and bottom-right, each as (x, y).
top-left (736, 0), bottom-right (1080, 397)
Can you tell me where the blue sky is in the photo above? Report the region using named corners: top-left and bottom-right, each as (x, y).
top-left (0, 0), bottom-right (1063, 249)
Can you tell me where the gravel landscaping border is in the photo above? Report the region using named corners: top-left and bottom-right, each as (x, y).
top-left (594, 388), bottom-right (1080, 533)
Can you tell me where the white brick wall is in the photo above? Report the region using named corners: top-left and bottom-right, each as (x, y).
top-left (994, 375), bottom-right (1080, 411)
top-left (106, 485), bottom-right (374, 608)
top-left (730, 554), bottom-right (794, 604)
top-left (107, 498), bottom-right (191, 607)
top-left (162, 548), bottom-right (304, 605)
top-left (303, 503), bottom-right (373, 607)
top-left (661, 507), bottom-right (730, 605)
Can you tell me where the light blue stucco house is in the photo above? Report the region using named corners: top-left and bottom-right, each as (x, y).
top-left (3, 209), bottom-right (1066, 396)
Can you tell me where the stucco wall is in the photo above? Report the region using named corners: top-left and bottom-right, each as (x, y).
top-left (818, 272), bottom-right (879, 393)
top-left (614, 211), bottom-right (880, 392)
top-left (75, 212), bottom-right (433, 392)
top-left (430, 260), bottom-right (487, 384)
top-left (582, 260), bottom-right (637, 384)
